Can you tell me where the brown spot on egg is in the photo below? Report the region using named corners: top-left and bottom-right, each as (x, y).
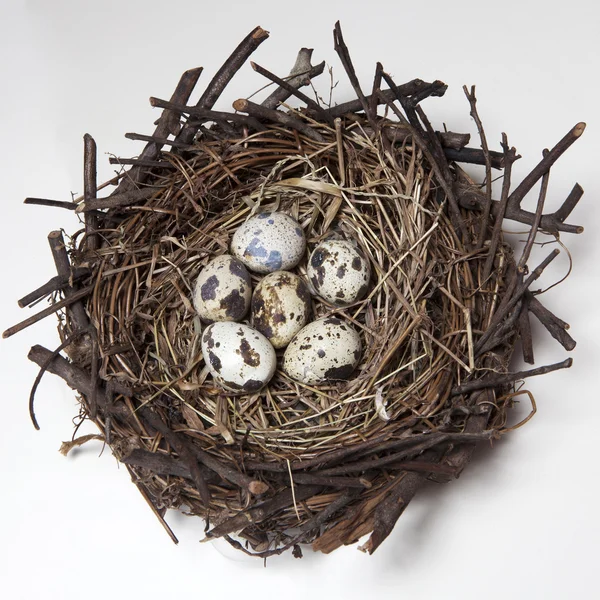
top-left (239, 338), bottom-right (261, 367)
top-left (351, 256), bottom-right (362, 271)
top-left (353, 348), bottom-right (362, 361)
top-left (219, 288), bottom-right (247, 320)
top-left (221, 379), bottom-right (244, 391)
top-left (324, 364), bottom-right (355, 380)
top-left (200, 275), bottom-right (219, 301)
top-left (317, 349), bottom-right (326, 358)
top-left (313, 266), bottom-right (326, 287)
top-left (324, 317), bottom-right (342, 326)
top-left (207, 351), bottom-right (222, 373)
top-left (243, 379), bottom-right (265, 392)
top-left (295, 278), bottom-right (311, 304)
top-left (203, 328), bottom-right (215, 349)
top-left (356, 282), bottom-right (370, 301)
top-left (310, 247), bottom-right (329, 268)
top-left (228, 258), bottom-right (251, 284)
top-left (336, 264), bottom-right (347, 279)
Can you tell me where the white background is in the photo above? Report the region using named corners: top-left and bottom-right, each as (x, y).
top-left (1, 1), bottom-right (598, 598)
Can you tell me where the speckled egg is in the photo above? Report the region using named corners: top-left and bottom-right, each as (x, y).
top-left (231, 211), bottom-right (306, 274)
top-left (251, 271), bottom-right (312, 349)
top-left (283, 317), bottom-right (362, 385)
top-left (201, 322), bottom-right (277, 392)
top-left (193, 255), bottom-right (251, 323)
top-left (307, 239), bottom-right (371, 305)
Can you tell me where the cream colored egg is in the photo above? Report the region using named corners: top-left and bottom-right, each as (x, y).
top-left (193, 255), bottom-right (251, 323)
top-left (201, 322), bottom-right (276, 392)
top-left (231, 211), bottom-right (306, 274)
top-left (251, 271), bottom-right (311, 349)
top-left (283, 317), bottom-right (362, 385)
top-left (307, 239), bottom-right (371, 305)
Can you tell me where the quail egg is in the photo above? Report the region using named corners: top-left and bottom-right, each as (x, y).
top-left (307, 239), bottom-right (371, 305)
top-left (283, 317), bottom-right (362, 385)
top-left (193, 255), bottom-right (252, 322)
top-left (251, 271), bottom-right (312, 349)
top-left (231, 211), bottom-right (306, 274)
top-left (201, 322), bottom-right (277, 392)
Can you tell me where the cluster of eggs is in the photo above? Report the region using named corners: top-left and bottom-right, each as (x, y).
top-left (193, 211), bottom-right (371, 392)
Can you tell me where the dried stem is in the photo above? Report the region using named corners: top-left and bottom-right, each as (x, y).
top-left (116, 66), bottom-right (203, 193)
top-left (463, 85), bottom-right (493, 249)
top-left (17, 268), bottom-right (90, 308)
top-left (262, 48), bottom-right (325, 109)
top-left (451, 358), bottom-right (572, 396)
top-left (232, 98), bottom-right (325, 142)
top-left (175, 26), bottom-right (269, 145)
top-left (83, 133), bottom-right (98, 251)
top-left (251, 61), bottom-right (334, 124)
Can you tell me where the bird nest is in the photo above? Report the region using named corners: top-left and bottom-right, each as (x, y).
top-left (10, 23), bottom-right (585, 558)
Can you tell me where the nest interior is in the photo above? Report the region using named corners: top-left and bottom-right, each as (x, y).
top-left (15, 23), bottom-right (584, 557)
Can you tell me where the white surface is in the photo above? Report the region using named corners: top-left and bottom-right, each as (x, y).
top-left (1, 1), bottom-right (598, 598)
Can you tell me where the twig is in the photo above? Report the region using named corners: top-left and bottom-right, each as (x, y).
top-left (124, 132), bottom-right (196, 150)
top-left (28, 328), bottom-right (92, 430)
top-left (250, 61), bottom-right (334, 124)
top-left (125, 465), bottom-right (179, 544)
top-left (135, 406), bottom-right (211, 506)
top-left (517, 150), bottom-right (550, 273)
top-left (149, 96), bottom-right (265, 131)
top-left (519, 294), bottom-right (535, 364)
top-left (108, 157), bottom-right (175, 169)
top-left (225, 489), bottom-right (360, 558)
top-left (176, 26), bottom-right (269, 145)
top-left (527, 292), bottom-right (576, 351)
top-left (507, 122), bottom-right (585, 210)
top-left (3, 285), bottom-right (92, 339)
top-left (463, 85), bottom-right (493, 249)
top-left (439, 131), bottom-right (470, 150)
top-left (75, 188), bottom-right (156, 213)
top-left (327, 82), bottom-right (447, 118)
top-left (359, 470), bottom-right (424, 554)
top-left (83, 133), bottom-right (98, 251)
top-left (451, 358), bottom-right (572, 395)
top-left (24, 198), bottom-right (77, 210)
top-left (476, 249), bottom-right (560, 352)
top-left (115, 66), bottom-right (203, 193)
top-left (262, 48), bottom-right (325, 109)
top-left (443, 147), bottom-right (504, 169)
top-left (232, 99), bottom-right (325, 142)
top-left (27, 345), bottom-right (133, 413)
top-left (317, 432), bottom-right (494, 476)
top-left (482, 134), bottom-right (519, 281)
top-left (204, 485), bottom-right (323, 539)
top-left (17, 268), bottom-right (90, 308)
top-left (333, 22), bottom-right (375, 127)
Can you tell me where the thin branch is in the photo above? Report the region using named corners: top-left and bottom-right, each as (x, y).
top-left (262, 48), bottom-right (326, 109)
top-left (463, 85), bottom-right (493, 249)
top-left (175, 26), bottom-right (269, 145)
top-left (17, 268), bottom-right (90, 308)
top-left (250, 61), bottom-right (334, 124)
top-left (451, 358), bottom-right (572, 396)
top-left (83, 133), bottom-right (98, 251)
top-left (232, 98), bottom-right (325, 142)
top-left (3, 286), bottom-right (92, 339)
top-left (115, 66), bottom-right (203, 193)
top-left (517, 149), bottom-right (550, 272)
top-left (482, 133), bottom-right (519, 281)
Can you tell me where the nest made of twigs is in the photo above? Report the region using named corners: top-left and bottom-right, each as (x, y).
top-left (16, 23), bottom-right (583, 558)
